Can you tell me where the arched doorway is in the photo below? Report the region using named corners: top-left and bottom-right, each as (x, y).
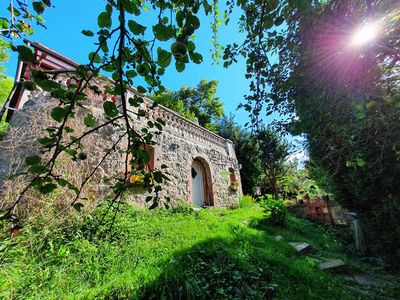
top-left (191, 158), bottom-right (214, 206)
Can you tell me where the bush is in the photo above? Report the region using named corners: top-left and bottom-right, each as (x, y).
top-left (239, 195), bottom-right (255, 208)
top-left (170, 202), bottom-right (197, 215)
top-left (259, 194), bottom-right (287, 226)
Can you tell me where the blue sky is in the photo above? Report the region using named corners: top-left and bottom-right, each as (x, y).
top-left (2, 1), bottom-right (306, 161)
top-left (2, 1), bottom-right (260, 127)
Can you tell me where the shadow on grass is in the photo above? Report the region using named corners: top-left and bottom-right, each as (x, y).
top-left (136, 235), bottom-right (276, 300)
top-left (103, 224), bottom-right (351, 300)
top-left (248, 213), bottom-right (343, 252)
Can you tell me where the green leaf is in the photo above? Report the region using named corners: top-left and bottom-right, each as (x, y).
top-left (42, 0), bottom-right (52, 7)
top-left (28, 165), bottom-right (48, 174)
top-left (89, 52), bottom-right (101, 63)
top-left (76, 65), bottom-right (89, 77)
top-left (189, 52), bottom-right (203, 64)
top-left (269, 0), bottom-right (280, 11)
top-left (16, 45), bottom-right (35, 62)
top-left (103, 101), bottom-right (119, 118)
top-left (122, 0), bottom-right (140, 15)
top-left (274, 16), bottom-right (284, 26)
top-left (38, 137), bottom-right (55, 147)
top-left (103, 64), bottom-right (116, 72)
top-left (154, 172), bottom-right (163, 183)
top-left (25, 155), bottom-right (41, 166)
top-left (149, 202), bottom-right (158, 210)
top-left (32, 1), bottom-right (45, 14)
top-left (98, 12), bottom-right (112, 28)
top-left (156, 118), bottom-right (165, 126)
top-left (137, 86), bottom-right (147, 94)
top-left (157, 48), bottom-right (172, 68)
top-left (155, 122), bottom-right (162, 131)
top-left (84, 114), bottom-right (96, 127)
top-left (23, 81), bottom-right (36, 91)
top-left (51, 107), bottom-right (68, 122)
top-left (356, 158), bottom-right (366, 167)
top-left (187, 15), bottom-right (200, 30)
top-left (105, 3), bottom-right (112, 13)
top-left (78, 152), bottom-right (87, 160)
top-left (175, 61), bottom-right (185, 73)
top-left (176, 11), bottom-right (184, 27)
top-left (113, 181), bottom-right (125, 192)
top-left (187, 41), bottom-right (195, 52)
top-left (153, 24), bottom-right (173, 41)
top-left (57, 178), bottom-right (69, 187)
top-left (128, 20), bottom-right (146, 35)
top-left (101, 42), bottom-right (109, 53)
top-left (39, 183), bottom-right (57, 194)
top-left (9, 172), bottom-right (26, 180)
top-left (82, 30), bottom-right (94, 36)
top-left (73, 203), bottom-right (84, 212)
top-left (36, 79), bottom-right (60, 92)
top-left (0, 18), bottom-right (9, 29)
top-left (126, 69), bottom-right (137, 78)
top-left (64, 149), bottom-right (77, 156)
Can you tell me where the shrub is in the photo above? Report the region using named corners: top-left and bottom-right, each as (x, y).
top-left (227, 202), bottom-right (239, 210)
top-left (259, 194), bottom-right (287, 226)
top-left (239, 195), bottom-right (255, 208)
top-left (169, 201), bottom-right (197, 215)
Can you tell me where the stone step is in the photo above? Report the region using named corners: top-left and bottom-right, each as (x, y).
top-left (319, 259), bottom-right (345, 270)
top-left (289, 242), bottom-right (310, 253)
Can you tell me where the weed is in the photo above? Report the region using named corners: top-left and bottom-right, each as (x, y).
top-left (239, 195), bottom-right (255, 208)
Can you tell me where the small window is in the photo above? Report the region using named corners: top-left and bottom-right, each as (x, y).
top-left (123, 144), bottom-right (154, 175)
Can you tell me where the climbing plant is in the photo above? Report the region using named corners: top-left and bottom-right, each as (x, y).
top-left (0, 0), bottom-right (219, 226)
top-left (1, 0), bottom-right (308, 225)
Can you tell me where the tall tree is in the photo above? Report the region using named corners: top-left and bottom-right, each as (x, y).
top-left (151, 89), bottom-right (196, 122)
top-left (257, 127), bottom-right (289, 199)
top-left (230, 0), bottom-right (399, 262)
top-left (153, 80), bottom-right (224, 132)
top-left (217, 114), bottom-right (262, 195)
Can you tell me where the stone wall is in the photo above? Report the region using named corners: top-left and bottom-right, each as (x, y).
top-left (0, 78), bottom-right (242, 209)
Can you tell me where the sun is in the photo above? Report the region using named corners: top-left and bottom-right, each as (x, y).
top-left (350, 21), bottom-right (381, 47)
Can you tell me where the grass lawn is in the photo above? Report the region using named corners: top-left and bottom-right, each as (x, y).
top-left (0, 75), bottom-right (13, 139)
top-left (0, 201), bottom-right (398, 299)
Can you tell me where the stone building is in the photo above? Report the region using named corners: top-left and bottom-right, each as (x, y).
top-left (0, 41), bottom-right (242, 207)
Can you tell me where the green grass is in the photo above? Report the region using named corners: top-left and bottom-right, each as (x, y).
top-left (0, 75), bottom-right (13, 139)
top-left (0, 203), bottom-right (396, 299)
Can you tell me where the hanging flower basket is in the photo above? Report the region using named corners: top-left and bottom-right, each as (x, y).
top-left (129, 173), bottom-right (145, 185)
top-left (126, 173), bottom-right (149, 193)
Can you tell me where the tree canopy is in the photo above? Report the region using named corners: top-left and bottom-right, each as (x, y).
top-left (258, 0), bottom-right (400, 263)
top-left (152, 79), bottom-right (224, 132)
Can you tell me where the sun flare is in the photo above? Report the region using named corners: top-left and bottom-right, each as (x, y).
top-left (350, 21), bottom-right (381, 47)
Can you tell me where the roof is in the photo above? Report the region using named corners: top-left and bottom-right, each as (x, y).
top-left (25, 40), bottom-right (79, 70)
top-left (0, 41), bottom-right (233, 148)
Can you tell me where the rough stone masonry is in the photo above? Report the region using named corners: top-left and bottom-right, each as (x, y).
top-left (0, 45), bottom-right (243, 208)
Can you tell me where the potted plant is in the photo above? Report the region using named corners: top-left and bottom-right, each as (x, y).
top-left (230, 179), bottom-right (239, 192)
top-left (129, 173), bottom-right (145, 186)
